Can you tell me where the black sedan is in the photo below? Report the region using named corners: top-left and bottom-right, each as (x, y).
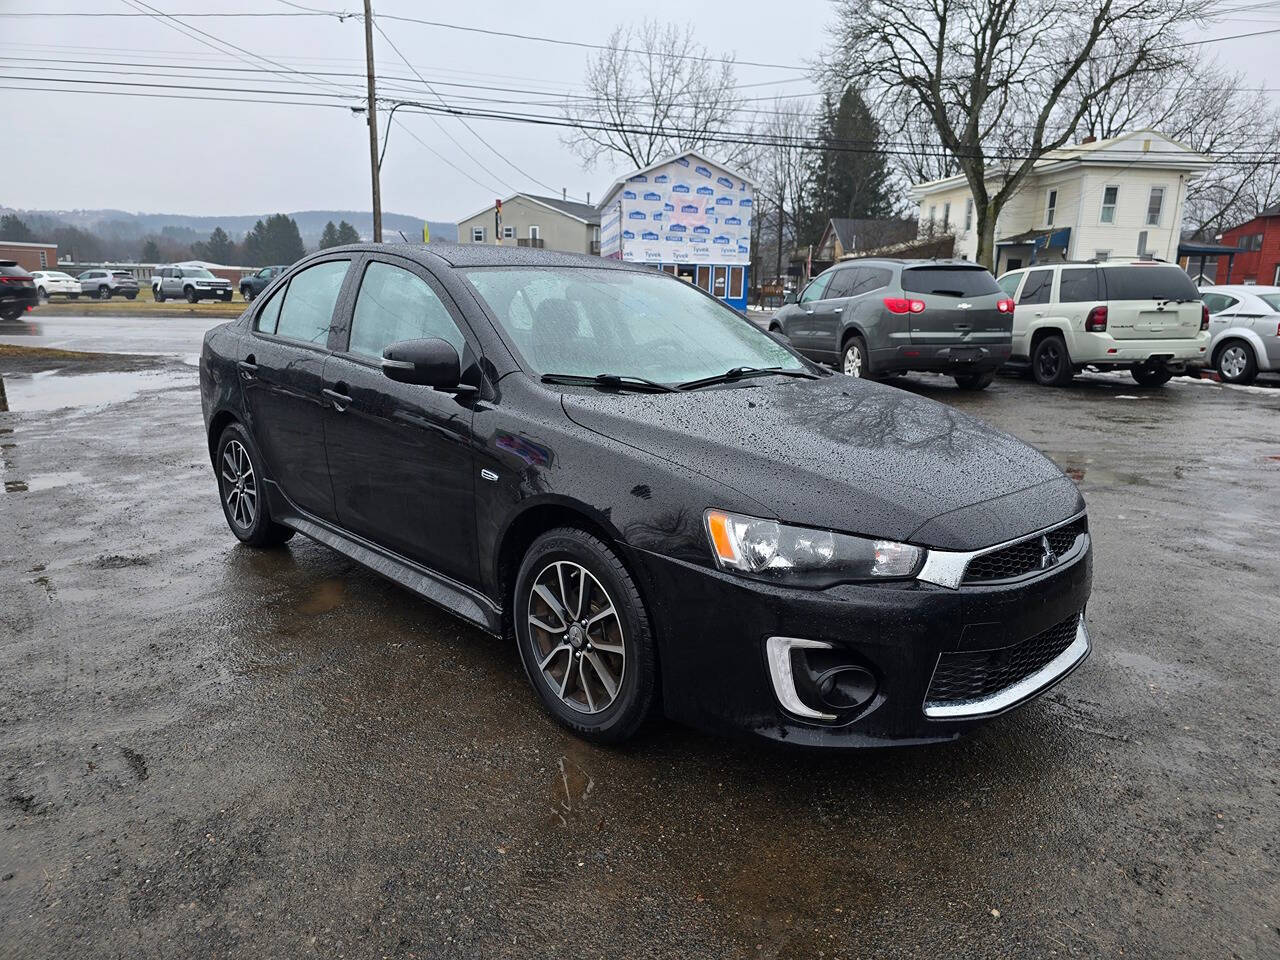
top-left (0, 260), bottom-right (39, 320)
top-left (199, 243), bottom-right (1092, 747)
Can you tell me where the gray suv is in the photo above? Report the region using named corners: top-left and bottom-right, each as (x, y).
top-left (152, 265), bottom-right (234, 303)
top-left (771, 258), bottom-right (1014, 389)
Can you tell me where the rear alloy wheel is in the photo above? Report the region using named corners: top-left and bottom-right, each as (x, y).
top-left (514, 528), bottom-right (656, 743)
top-left (1031, 334), bottom-right (1073, 386)
top-left (954, 370), bottom-right (995, 390)
top-left (215, 423), bottom-right (294, 547)
top-left (841, 335), bottom-right (868, 379)
top-left (1130, 361), bottom-right (1173, 387)
top-left (98, 286), bottom-right (112, 301)
top-left (154, 287), bottom-right (165, 303)
top-left (185, 286), bottom-right (198, 304)
top-left (1216, 341), bottom-right (1257, 385)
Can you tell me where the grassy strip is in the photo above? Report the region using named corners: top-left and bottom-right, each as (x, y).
top-left (33, 298), bottom-right (246, 319)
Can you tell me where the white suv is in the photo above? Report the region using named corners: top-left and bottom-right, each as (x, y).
top-left (997, 260), bottom-right (1209, 387)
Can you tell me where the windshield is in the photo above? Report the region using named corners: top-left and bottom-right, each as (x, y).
top-left (1258, 293), bottom-right (1280, 312)
top-left (111, 271), bottom-right (134, 279)
top-left (462, 267), bottom-right (805, 383)
top-left (902, 266), bottom-right (1001, 297)
top-left (183, 268), bottom-right (216, 279)
top-left (1100, 266), bottom-right (1199, 301)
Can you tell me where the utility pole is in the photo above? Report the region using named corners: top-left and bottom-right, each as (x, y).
top-left (362, 0), bottom-right (381, 242)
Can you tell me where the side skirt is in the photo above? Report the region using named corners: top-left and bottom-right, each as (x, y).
top-left (266, 480), bottom-right (503, 635)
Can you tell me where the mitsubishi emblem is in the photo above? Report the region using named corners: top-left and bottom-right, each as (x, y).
top-left (1038, 535), bottom-right (1057, 569)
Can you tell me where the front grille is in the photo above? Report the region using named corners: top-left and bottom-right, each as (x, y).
top-left (963, 517), bottom-right (1087, 584)
top-left (925, 613), bottom-right (1080, 706)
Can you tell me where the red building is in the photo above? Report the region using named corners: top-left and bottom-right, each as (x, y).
top-left (1219, 204), bottom-right (1280, 286)
top-left (0, 240), bottom-right (58, 272)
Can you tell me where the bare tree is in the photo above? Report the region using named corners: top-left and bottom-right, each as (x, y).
top-left (563, 20), bottom-right (747, 169)
top-left (746, 98), bottom-right (818, 285)
top-left (829, 0), bottom-right (1212, 268)
top-left (1078, 58), bottom-right (1280, 235)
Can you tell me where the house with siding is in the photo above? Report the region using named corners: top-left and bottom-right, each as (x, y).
top-left (1218, 204), bottom-right (1280, 286)
top-left (910, 131), bottom-right (1212, 275)
top-left (456, 194), bottom-right (600, 255)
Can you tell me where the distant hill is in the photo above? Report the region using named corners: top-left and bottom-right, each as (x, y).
top-left (3, 207), bottom-right (458, 246)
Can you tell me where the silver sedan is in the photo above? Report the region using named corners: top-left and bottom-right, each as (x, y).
top-left (1200, 285), bottom-right (1280, 384)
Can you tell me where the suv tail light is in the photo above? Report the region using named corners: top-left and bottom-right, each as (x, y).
top-left (1201, 304), bottom-right (1210, 331)
top-left (884, 297), bottom-right (925, 314)
top-left (996, 298), bottom-right (1015, 313)
top-left (1085, 305), bottom-right (1108, 332)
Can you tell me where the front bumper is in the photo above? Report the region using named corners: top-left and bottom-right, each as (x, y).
top-left (623, 533), bottom-right (1092, 748)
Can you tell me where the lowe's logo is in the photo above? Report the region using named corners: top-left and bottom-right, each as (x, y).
top-left (716, 196), bottom-right (733, 205)
top-left (622, 230), bottom-right (635, 239)
top-left (739, 197), bottom-right (753, 207)
top-left (680, 203), bottom-right (699, 213)
top-left (629, 174), bottom-right (648, 182)
top-left (643, 191), bottom-right (662, 201)
top-left (666, 234), bottom-right (684, 243)
top-left (654, 174), bottom-right (669, 183)
top-left (622, 190), bottom-right (636, 199)
top-left (724, 215), bottom-right (741, 226)
top-left (713, 235), bottom-right (730, 244)
top-left (652, 211), bottom-right (663, 220)
top-left (695, 165), bottom-right (712, 177)
top-left (628, 210), bottom-right (647, 220)
top-left (737, 244), bottom-right (750, 254)
top-left (716, 175), bottom-right (734, 188)
top-left (671, 183), bottom-right (690, 193)
top-left (675, 156), bottom-right (690, 166)
top-left (696, 185), bottom-right (714, 196)
top-left (641, 230), bottom-right (659, 241)
top-left (663, 203), bottom-right (675, 211)
top-left (692, 224), bottom-right (711, 235)
top-left (668, 223), bottom-right (687, 232)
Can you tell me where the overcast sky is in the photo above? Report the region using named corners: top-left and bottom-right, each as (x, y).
top-left (2, 1), bottom-right (1273, 222)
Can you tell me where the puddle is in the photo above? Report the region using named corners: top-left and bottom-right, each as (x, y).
top-left (0, 369), bottom-right (192, 412)
top-left (2, 471), bottom-right (90, 495)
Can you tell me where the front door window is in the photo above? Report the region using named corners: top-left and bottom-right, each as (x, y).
top-left (348, 261), bottom-right (467, 359)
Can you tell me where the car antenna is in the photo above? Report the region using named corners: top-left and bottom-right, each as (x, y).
top-left (397, 230), bottom-right (409, 242)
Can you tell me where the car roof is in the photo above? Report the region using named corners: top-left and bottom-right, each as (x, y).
top-left (310, 241), bottom-right (647, 273)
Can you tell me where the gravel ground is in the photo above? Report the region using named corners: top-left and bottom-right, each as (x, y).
top-left (1, 321), bottom-right (1278, 959)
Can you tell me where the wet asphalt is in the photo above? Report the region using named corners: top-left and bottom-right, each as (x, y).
top-left (1, 317), bottom-right (1278, 959)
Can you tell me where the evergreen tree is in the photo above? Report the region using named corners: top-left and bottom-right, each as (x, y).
top-left (0, 214), bottom-right (35, 243)
top-left (141, 239), bottom-right (161, 263)
top-left (806, 86), bottom-right (894, 240)
top-left (243, 214), bottom-right (305, 265)
top-left (204, 227), bottom-right (234, 264)
top-left (335, 220), bottom-right (361, 245)
top-left (318, 221), bottom-right (340, 249)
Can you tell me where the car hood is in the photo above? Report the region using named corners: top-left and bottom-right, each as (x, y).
top-left (559, 375), bottom-right (1082, 551)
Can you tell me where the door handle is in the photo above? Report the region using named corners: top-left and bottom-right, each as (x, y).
top-left (237, 356), bottom-right (257, 380)
top-left (322, 384), bottom-right (352, 411)
top-left (833, 307), bottom-right (843, 314)
top-left (804, 309), bottom-right (814, 315)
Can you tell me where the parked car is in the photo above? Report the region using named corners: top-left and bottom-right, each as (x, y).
top-left (77, 269), bottom-right (140, 300)
top-left (997, 260), bottom-right (1209, 387)
top-left (770, 258), bottom-right (1014, 390)
top-left (200, 244), bottom-right (1092, 748)
top-left (30, 270), bottom-right (82, 301)
top-left (0, 261), bottom-right (39, 320)
top-left (153, 265), bottom-right (233, 303)
top-left (239, 265), bottom-right (287, 302)
top-left (1199, 284), bottom-right (1280, 384)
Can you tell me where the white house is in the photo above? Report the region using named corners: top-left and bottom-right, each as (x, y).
top-left (910, 130), bottom-right (1212, 275)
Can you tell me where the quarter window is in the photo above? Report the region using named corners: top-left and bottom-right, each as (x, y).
top-left (349, 261), bottom-right (466, 360)
top-left (1100, 186), bottom-right (1119, 224)
top-left (1200, 293), bottom-right (1237, 314)
top-left (1018, 269), bottom-right (1054, 305)
top-left (271, 260), bottom-right (349, 344)
top-left (1146, 186), bottom-right (1165, 226)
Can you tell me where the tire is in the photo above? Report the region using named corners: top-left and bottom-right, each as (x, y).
top-left (98, 286), bottom-right (111, 301)
top-left (184, 286), bottom-right (198, 304)
top-left (513, 527), bottom-right (656, 744)
top-left (840, 334), bottom-right (868, 379)
top-left (214, 422), bottom-right (294, 548)
top-left (242, 287), bottom-right (254, 303)
top-left (220, 292), bottom-right (232, 302)
top-left (1215, 340), bottom-right (1258, 385)
top-left (37, 288), bottom-right (49, 304)
top-left (69, 293), bottom-right (79, 301)
top-left (1130, 362), bottom-right (1173, 387)
top-left (154, 287), bottom-right (165, 303)
top-left (1031, 334), bottom-right (1073, 386)
top-left (125, 292), bottom-right (137, 300)
top-left (954, 370), bottom-right (995, 390)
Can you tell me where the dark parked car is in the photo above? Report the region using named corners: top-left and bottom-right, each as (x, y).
top-left (200, 244), bottom-right (1092, 747)
top-left (772, 258), bottom-right (1015, 389)
top-left (239, 265), bottom-right (287, 302)
top-left (0, 261), bottom-right (39, 320)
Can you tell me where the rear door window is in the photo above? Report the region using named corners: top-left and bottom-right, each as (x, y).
top-left (269, 260), bottom-right (350, 344)
top-left (824, 268), bottom-right (859, 299)
top-left (850, 266), bottom-right (892, 296)
top-left (1018, 269), bottom-right (1054, 305)
top-left (901, 266), bottom-right (1001, 297)
top-left (1101, 266), bottom-right (1200, 301)
top-left (1058, 268), bottom-right (1101, 303)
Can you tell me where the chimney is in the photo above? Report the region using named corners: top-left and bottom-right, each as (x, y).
top-left (1081, 135), bottom-right (1097, 144)
top-left (563, 187), bottom-right (567, 200)
top-left (586, 191), bottom-right (590, 204)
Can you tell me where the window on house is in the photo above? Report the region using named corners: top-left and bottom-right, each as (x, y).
top-left (592, 226), bottom-right (601, 242)
top-left (1239, 233), bottom-right (1263, 251)
top-left (1146, 186), bottom-right (1165, 226)
top-left (38, 251), bottom-right (48, 268)
top-left (1095, 250), bottom-right (1110, 261)
top-left (1100, 186), bottom-right (1119, 224)
top-left (728, 266), bottom-right (744, 300)
top-left (942, 202), bottom-right (951, 229)
top-left (964, 198), bottom-right (973, 232)
top-left (502, 225), bottom-right (515, 240)
top-left (529, 225), bottom-right (541, 240)
top-left (928, 205), bottom-right (937, 226)
top-left (1045, 189), bottom-right (1058, 227)
top-left (471, 226), bottom-right (485, 243)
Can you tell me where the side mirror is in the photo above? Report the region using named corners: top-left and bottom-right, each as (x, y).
top-left (382, 338), bottom-right (463, 389)
top-left (783, 292), bottom-right (798, 305)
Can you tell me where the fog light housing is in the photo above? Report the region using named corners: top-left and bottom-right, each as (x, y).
top-left (765, 637), bottom-right (878, 722)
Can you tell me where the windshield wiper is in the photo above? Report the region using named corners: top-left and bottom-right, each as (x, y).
top-left (676, 366), bottom-right (821, 390)
top-left (540, 372), bottom-right (676, 393)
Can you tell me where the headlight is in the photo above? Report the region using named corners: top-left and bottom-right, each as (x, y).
top-left (704, 509), bottom-right (923, 586)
